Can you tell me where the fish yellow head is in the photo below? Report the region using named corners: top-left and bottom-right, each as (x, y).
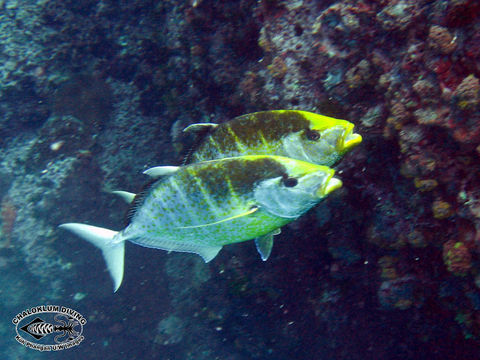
top-left (281, 111), bottom-right (362, 167)
top-left (253, 156), bottom-right (342, 219)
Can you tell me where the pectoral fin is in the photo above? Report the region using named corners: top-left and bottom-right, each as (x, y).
top-left (176, 206), bottom-right (258, 229)
top-left (143, 166), bottom-right (180, 178)
top-left (255, 228), bottom-right (281, 261)
top-left (183, 123), bottom-right (218, 133)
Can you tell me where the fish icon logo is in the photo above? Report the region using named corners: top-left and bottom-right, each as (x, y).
top-left (12, 305), bottom-right (86, 351)
top-left (20, 315), bottom-right (81, 343)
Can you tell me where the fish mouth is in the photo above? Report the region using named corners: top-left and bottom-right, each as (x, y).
top-left (339, 126), bottom-right (362, 152)
top-left (316, 175), bottom-right (342, 197)
top-left (344, 132), bottom-right (362, 149)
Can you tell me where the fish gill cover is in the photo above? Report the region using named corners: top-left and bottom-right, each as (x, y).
top-left (0, 0), bottom-right (479, 360)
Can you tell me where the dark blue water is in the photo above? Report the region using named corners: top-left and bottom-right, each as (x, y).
top-left (1, 1), bottom-right (480, 359)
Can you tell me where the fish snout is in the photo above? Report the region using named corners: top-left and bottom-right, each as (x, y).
top-left (339, 126), bottom-right (362, 152)
top-left (322, 177), bottom-right (342, 196)
top-left (313, 173), bottom-right (342, 197)
top-left (343, 132), bottom-right (362, 150)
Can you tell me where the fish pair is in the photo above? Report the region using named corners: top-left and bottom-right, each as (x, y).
top-left (60, 110), bottom-right (362, 291)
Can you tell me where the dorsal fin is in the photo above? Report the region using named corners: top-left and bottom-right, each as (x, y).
top-left (124, 178), bottom-right (161, 226)
top-left (111, 190), bottom-right (136, 204)
top-left (143, 166), bottom-right (179, 178)
top-left (124, 165), bottom-right (180, 224)
top-left (182, 123), bottom-right (219, 165)
top-left (183, 123), bottom-right (218, 133)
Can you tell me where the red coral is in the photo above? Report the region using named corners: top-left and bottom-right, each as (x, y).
top-left (456, 218), bottom-right (477, 251)
top-left (443, 240), bottom-right (472, 276)
top-left (446, 0), bottom-right (480, 27)
top-left (428, 25), bottom-right (457, 55)
top-left (454, 74), bottom-right (480, 111)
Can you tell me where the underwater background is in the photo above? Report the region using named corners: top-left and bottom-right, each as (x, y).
top-left (0, 0), bottom-right (479, 359)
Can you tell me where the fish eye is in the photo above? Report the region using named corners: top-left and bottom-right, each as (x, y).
top-left (282, 176), bottom-right (298, 187)
top-left (305, 129), bottom-right (320, 141)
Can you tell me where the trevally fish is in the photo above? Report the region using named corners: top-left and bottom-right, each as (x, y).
top-left (183, 110), bottom-right (362, 167)
top-left (60, 155), bottom-right (342, 291)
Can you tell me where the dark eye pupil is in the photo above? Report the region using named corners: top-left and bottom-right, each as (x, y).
top-left (283, 177), bottom-right (298, 187)
top-left (306, 129), bottom-right (320, 141)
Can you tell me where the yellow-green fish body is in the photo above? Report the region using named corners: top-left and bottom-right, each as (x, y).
top-left (185, 110), bottom-right (362, 167)
top-left (60, 155), bottom-right (342, 291)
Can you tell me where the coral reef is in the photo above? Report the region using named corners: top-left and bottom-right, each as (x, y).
top-left (428, 25), bottom-right (457, 55)
top-left (52, 73), bottom-right (114, 128)
top-left (378, 276), bottom-right (420, 310)
top-left (1, 0), bottom-right (480, 359)
top-left (454, 74), bottom-right (480, 111)
top-left (0, 196), bottom-right (16, 248)
top-left (443, 240), bottom-right (472, 276)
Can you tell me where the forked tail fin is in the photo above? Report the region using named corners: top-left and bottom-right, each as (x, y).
top-left (59, 223), bottom-right (124, 292)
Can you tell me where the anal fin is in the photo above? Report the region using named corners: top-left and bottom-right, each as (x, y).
top-left (197, 246), bottom-right (222, 262)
